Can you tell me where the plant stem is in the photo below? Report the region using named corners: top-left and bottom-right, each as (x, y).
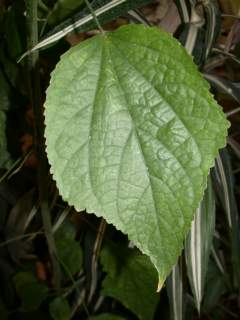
top-left (84, 0), bottom-right (105, 35)
top-left (25, 0), bottom-right (61, 290)
top-left (88, 218), bottom-right (107, 302)
top-left (0, 231), bottom-right (44, 248)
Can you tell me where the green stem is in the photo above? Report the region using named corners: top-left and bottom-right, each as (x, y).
top-left (88, 218), bottom-right (107, 302)
top-left (25, 0), bottom-right (61, 291)
top-left (84, 0), bottom-right (105, 35)
top-left (0, 231), bottom-right (44, 248)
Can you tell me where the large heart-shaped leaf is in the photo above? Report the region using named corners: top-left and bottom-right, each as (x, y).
top-left (44, 25), bottom-right (229, 283)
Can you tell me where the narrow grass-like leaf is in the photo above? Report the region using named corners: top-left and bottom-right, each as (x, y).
top-left (175, 0), bottom-right (190, 23)
top-left (202, 0), bottom-right (221, 58)
top-left (183, 5), bottom-right (205, 61)
top-left (20, 0), bottom-right (154, 58)
top-left (189, 0), bottom-right (197, 6)
top-left (127, 9), bottom-right (151, 26)
top-left (202, 260), bottom-right (226, 313)
top-left (166, 259), bottom-right (183, 320)
top-left (44, 25), bottom-right (229, 283)
top-left (211, 244), bottom-right (225, 275)
top-left (213, 150), bottom-right (240, 288)
top-left (228, 137), bottom-right (240, 159)
top-left (212, 48), bottom-right (240, 64)
top-left (204, 74), bottom-right (240, 104)
top-left (185, 178), bottom-right (215, 313)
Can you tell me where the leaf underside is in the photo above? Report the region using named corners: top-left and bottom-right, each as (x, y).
top-left (44, 25), bottom-right (229, 282)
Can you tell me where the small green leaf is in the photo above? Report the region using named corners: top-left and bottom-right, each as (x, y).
top-left (55, 222), bottom-right (83, 276)
top-left (49, 297), bottom-right (71, 320)
top-left (48, 0), bottom-right (85, 25)
top-left (89, 314), bottom-right (125, 320)
top-left (4, 3), bottom-right (24, 59)
top-left (101, 244), bottom-right (159, 320)
top-left (13, 272), bottom-right (49, 311)
top-left (202, 261), bottom-right (226, 312)
top-left (45, 24), bottom-right (229, 283)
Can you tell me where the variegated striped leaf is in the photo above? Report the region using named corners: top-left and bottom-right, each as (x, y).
top-left (166, 259), bottom-right (183, 320)
top-left (185, 178), bottom-right (215, 313)
top-left (19, 0), bottom-right (153, 61)
top-left (203, 0), bottom-right (221, 58)
top-left (175, 0), bottom-right (190, 23)
top-left (213, 150), bottom-right (240, 288)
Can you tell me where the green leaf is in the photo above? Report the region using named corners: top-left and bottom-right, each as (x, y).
top-left (175, 0), bottom-right (190, 23)
top-left (166, 260), bottom-right (183, 320)
top-left (202, 260), bottom-right (226, 312)
top-left (89, 314), bottom-right (125, 320)
top-left (101, 244), bottom-right (159, 320)
top-left (49, 297), bottom-right (71, 320)
top-left (202, 0), bottom-right (221, 58)
top-left (13, 272), bottom-right (49, 311)
top-left (55, 221), bottom-right (83, 275)
top-left (0, 50), bottom-right (18, 89)
top-left (185, 178), bottom-right (215, 313)
top-left (26, 0), bottom-right (154, 54)
top-left (48, 0), bottom-right (85, 25)
top-left (213, 150), bottom-right (240, 288)
top-left (44, 24), bottom-right (229, 283)
top-left (4, 3), bottom-right (24, 59)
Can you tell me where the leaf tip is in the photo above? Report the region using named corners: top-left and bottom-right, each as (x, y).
top-left (156, 277), bottom-right (165, 292)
